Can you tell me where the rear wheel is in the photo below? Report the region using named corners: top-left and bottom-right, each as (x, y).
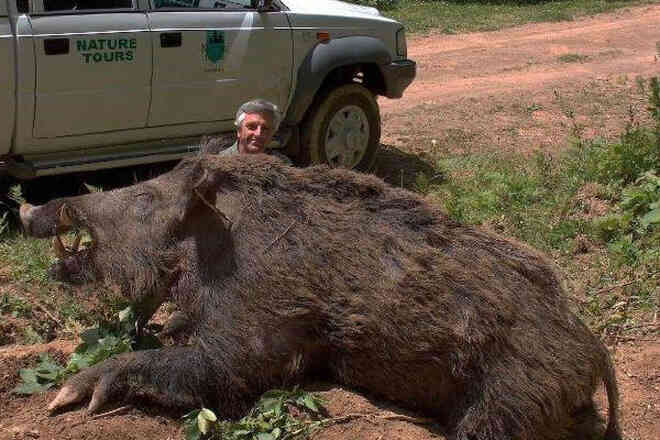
top-left (300, 84), bottom-right (381, 171)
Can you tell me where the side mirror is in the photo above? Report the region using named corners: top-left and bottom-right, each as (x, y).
top-left (250, 0), bottom-right (274, 11)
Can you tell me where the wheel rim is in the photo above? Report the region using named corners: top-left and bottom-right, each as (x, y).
top-left (324, 105), bottom-right (370, 168)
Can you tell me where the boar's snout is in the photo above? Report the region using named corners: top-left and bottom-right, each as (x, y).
top-left (19, 203), bottom-right (36, 235)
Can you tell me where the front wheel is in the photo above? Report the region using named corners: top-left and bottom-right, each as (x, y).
top-left (300, 84), bottom-right (381, 171)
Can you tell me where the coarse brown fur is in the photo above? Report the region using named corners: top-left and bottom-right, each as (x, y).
top-left (22, 154), bottom-right (620, 440)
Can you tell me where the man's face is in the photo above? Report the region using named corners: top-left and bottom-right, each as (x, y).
top-left (237, 112), bottom-right (275, 154)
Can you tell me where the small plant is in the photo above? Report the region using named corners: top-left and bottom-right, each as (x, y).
top-left (8, 184), bottom-right (26, 205)
top-left (621, 171), bottom-right (660, 229)
top-left (0, 293), bottom-right (32, 318)
top-left (13, 306), bottom-right (161, 395)
top-left (558, 53), bottom-right (589, 63)
top-left (183, 388), bottom-right (325, 440)
top-left (0, 211), bottom-right (9, 236)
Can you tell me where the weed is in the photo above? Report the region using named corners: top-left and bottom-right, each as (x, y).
top-left (0, 293), bottom-right (32, 318)
top-left (13, 306), bottom-right (161, 395)
top-left (21, 326), bottom-right (45, 345)
top-left (558, 53), bottom-right (589, 63)
top-left (526, 102), bottom-right (542, 113)
top-left (0, 211), bottom-right (9, 236)
top-left (183, 388), bottom-right (325, 440)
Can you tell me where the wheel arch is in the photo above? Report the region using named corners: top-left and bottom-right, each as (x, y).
top-left (284, 36), bottom-right (390, 127)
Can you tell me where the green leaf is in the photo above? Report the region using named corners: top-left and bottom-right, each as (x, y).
top-left (199, 408), bottom-right (217, 422)
top-left (302, 394), bottom-right (319, 413)
top-left (271, 427), bottom-right (281, 439)
top-left (79, 328), bottom-right (103, 346)
top-left (256, 420), bottom-right (273, 432)
top-left (641, 208), bottom-right (660, 227)
top-left (197, 413), bottom-right (211, 435)
top-left (256, 433), bottom-right (275, 440)
top-left (19, 368), bottom-right (39, 384)
top-left (184, 422), bottom-right (202, 440)
top-left (118, 306), bottom-right (134, 323)
top-left (260, 397), bottom-right (282, 413)
top-left (13, 381), bottom-right (53, 395)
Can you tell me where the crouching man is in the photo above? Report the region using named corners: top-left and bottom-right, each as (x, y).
top-left (202, 99), bottom-right (292, 164)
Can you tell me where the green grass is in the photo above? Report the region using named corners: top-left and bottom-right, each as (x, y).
top-left (370, 0), bottom-right (660, 34)
top-left (0, 233), bottom-right (55, 284)
top-left (414, 79), bottom-right (660, 332)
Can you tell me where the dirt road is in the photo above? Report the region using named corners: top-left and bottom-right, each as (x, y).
top-left (380, 4), bottom-right (660, 158)
top-left (2, 5), bottom-right (659, 440)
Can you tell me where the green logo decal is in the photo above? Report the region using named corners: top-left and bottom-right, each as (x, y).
top-left (204, 31), bottom-right (225, 64)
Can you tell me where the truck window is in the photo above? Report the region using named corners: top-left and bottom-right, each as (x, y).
top-left (152, 0), bottom-right (252, 9)
top-left (43, 0), bottom-right (134, 11)
top-left (16, 0), bottom-right (29, 12)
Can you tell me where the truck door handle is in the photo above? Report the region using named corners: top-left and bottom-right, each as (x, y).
top-left (44, 38), bottom-right (69, 55)
top-left (160, 32), bottom-right (182, 48)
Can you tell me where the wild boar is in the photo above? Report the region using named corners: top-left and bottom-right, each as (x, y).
top-left (19, 154), bottom-right (620, 440)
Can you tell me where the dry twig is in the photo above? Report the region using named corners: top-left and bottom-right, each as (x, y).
top-left (69, 406), bottom-right (133, 428)
top-left (594, 270), bottom-right (659, 295)
top-left (12, 293), bottom-right (61, 327)
top-left (264, 220), bottom-right (297, 252)
top-left (323, 412), bottom-right (436, 426)
top-left (194, 188), bottom-right (232, 227)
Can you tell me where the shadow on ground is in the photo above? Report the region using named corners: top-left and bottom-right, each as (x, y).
top-left (372, 143), bottom-right (439, 191)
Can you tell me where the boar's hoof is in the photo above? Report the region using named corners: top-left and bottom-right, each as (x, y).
top-left (48, 362), bottom-right (120, 414)
top-left (48, 384), bottom-right (88, 413)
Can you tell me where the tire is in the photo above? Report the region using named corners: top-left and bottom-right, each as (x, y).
top-left (300, 84), bottom-right (381, 171)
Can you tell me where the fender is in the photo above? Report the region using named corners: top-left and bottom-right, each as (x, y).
top-left (284, 35), bottom-right (391, 125)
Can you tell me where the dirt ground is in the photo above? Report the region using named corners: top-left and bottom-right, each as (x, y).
top-left (2, 5), bottom-right (660, 440)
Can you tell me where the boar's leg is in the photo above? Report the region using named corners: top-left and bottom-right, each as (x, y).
top-left (48, 347), bottom-right (230, 414)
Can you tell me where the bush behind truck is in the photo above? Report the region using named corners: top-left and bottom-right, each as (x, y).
top-left (0, 0), bottom-right (415, 180)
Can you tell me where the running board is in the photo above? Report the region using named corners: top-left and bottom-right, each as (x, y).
top-left (10, 140), bottom-right (207, 179)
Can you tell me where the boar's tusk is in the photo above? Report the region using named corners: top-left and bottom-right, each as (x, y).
top-left (53, 235), bottom-right (71, 258)
top-left (71, 232), bottom-right (82, 252)
top-left (58, 204), bottom-right (73, 227)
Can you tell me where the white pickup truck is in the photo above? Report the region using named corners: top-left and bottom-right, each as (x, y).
top-left (0, 0), bottom-right (414, 178)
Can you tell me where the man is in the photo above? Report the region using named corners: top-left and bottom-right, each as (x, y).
top-left (202, 99), bottom-right (292, 164)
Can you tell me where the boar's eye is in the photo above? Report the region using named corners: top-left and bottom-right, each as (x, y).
top-left (133, 191), bottom-right (155, 220)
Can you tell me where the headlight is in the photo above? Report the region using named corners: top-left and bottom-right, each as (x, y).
top-left (396, 27), bottom-right (407, 57)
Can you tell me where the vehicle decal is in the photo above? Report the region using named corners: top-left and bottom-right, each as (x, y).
top-left (76, 38), bottom-right (136, 64)
top-left (201, 30), bottom-right (224, 72)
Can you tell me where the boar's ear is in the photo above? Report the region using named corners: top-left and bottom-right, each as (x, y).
top-left (178, 163), bottom-right (232, 228)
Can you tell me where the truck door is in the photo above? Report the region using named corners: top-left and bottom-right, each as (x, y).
top-left (0, 0), bottom-right (15, 155)
top-left (29, 0), bottom-right (152, 138)
top-left (147, 0), bottom-right (292, 127)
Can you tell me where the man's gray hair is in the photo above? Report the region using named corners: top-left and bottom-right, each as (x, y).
top-left (235, 99), bottom-right (282, 131)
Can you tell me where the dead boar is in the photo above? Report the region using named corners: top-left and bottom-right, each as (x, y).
top-left (19, 154), bottom-right (621, 440)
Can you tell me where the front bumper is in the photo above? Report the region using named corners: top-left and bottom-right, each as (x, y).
top-left (381, 59), bottom-right (416, 99)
